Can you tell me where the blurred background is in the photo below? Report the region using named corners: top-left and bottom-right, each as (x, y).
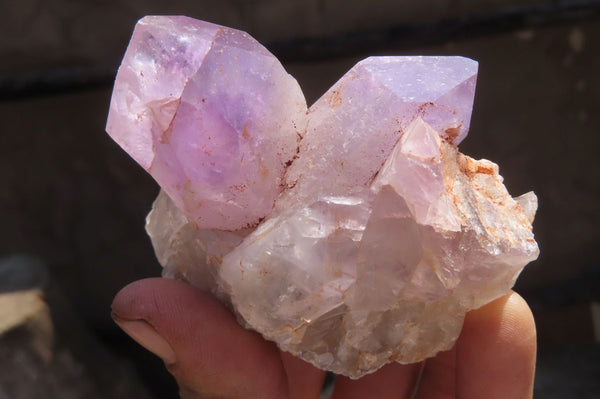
top-left (1, 0), bottom-right (599, 397)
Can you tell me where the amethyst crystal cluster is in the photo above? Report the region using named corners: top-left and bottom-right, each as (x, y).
top-left (107, 16), bottom-right (539, 378)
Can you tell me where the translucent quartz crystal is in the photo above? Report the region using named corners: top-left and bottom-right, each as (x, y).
top-left (280, 56), bottom-right (477, 210)
top-left (107, 16), bottom-right (540, 378)
top-left (107, 16), bottom-right (306, 230)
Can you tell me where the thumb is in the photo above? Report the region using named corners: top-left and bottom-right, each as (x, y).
top-left (111, 277), bottom-right (288, 399)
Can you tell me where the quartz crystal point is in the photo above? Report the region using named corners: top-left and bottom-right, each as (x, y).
top-left (106, 16), bottom-right (306, 230)
top-left (280, 56), bottom-right (477, 209)
top-left (108, 16), bottom-right (540, 379)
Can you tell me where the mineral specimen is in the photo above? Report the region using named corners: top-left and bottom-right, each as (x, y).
top-left (107, 16), bottom-right (539, 378)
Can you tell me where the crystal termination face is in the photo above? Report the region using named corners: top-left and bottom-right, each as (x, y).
top-left (107, 16), bottom-right (540, 378)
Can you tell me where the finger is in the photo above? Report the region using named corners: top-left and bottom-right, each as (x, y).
top-left (280, 350), bottom-right (327, 399)
top-left (456, 290), bottom-right (536, 399)
top-left (111, 277), bottom-right (289, 399)
top-left (331, 361), bottom-right (422, 399)
top-left (416, 347), bottom-right (456, 399)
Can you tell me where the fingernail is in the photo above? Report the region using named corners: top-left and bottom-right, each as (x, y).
top-left (112, 314), bottom-right (176, 364)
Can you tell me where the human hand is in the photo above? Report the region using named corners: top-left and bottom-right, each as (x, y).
top-left (111, 278), bottom-right (536, 398)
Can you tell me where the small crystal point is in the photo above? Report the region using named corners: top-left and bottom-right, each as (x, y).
top-left (360, 56), bottom-right (477, 143)
top-left (109, 16), bottom-right (539, 379)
